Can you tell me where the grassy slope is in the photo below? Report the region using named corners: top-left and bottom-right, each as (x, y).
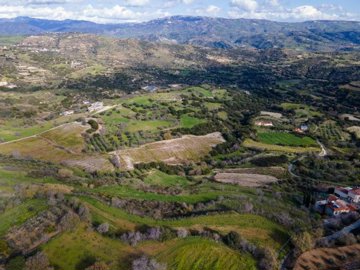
top-left (180, 115), bottom-right (205, 128)
top-left (81, 197), bottom-right (288, 250)
top-left (90, 185), bottom-right (220, 203)
top-left (0, 199), bottom-right (48, 237)
top-left (143, 170), bottom-right (190, 187)
top-left (44, 225), bottom-right (256, 270)
top-left (156, 237), bottom-right (256, 270)
top-left (125, 120), bottom-right (172, 132)
top-left (43, 224), bottom-right (133, 270)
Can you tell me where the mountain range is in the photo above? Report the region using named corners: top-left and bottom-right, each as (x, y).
top-left (0, 16), bottom-right (360, 51)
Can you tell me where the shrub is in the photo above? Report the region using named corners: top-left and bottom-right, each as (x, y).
top-left (88, 119), bottom-right (99, 131)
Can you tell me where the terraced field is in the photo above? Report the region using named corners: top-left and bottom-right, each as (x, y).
top-left (144, 170), bottom-right (190, 187)
top-left (317, 121), bottom-right (350, 141)
top-left (44, 226), bottom-right (257, 270)
top-left (280, 103), bottom-right (322, 119)
top-left (156, 237), bottom-right (257, 270)
top-left (0, 123), bottom-right (113, 171)
top-left (81, 196), bottom-right (289, 250)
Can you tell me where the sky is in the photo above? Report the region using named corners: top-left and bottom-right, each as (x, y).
top-left (0, 0), bottom-right (359, 24)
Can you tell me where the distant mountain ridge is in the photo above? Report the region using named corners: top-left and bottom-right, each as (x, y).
top-left (0, 16), bottom-right (360, 51)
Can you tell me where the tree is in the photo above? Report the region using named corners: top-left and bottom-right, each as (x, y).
top-left (85, 262), bottom-right (109, 270)
top-left (257, 247), bottom-right (278, 270)
top-left (25, 252), bottom-right (51, 270)
top-left (97, 223), bottom-right (109, 234)
top-left (88, 119), bottom-right (99, 131)
top-left (132, 256), bottom-right (166, 270)
top-left (58, 168), bottom-right (74, 178)
top-left (292, 232), bottom-right (313, 255)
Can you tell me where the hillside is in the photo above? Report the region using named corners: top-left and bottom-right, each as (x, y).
top-left (0, 16), bottom-right (360, 51)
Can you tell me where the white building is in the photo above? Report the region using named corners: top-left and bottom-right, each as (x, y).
top-left (349, 189), bottom-right (360, 203)
top-left (0, 81), bottom-right (17, 89)
top-left (334, 187), bottom-right (352, 199)
top-left (88, 102), bottom-right (104, 112)
top-left (60, 110), bottom-right (74, 116)
top-left (255, 121), bottom-right (274, 127)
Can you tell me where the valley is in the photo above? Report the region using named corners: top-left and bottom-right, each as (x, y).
top-left (0, 23), bottom-right (359, 270)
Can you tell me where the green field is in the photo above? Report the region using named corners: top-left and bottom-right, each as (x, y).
top-left (43, 224), bottom-right (131, 270)
top-left (180, 115), bottom-right (205, 128)
top-left (144, 170), bottom-right (190, 187)
top-left (257, 132), bottom-right (317, 147)
top-left (243, 139), bottom-right (320, 153)
top-left (126, 120), bottom-right (172, 132)
top-left (280, 103), bottom-right (322, 118)
top-left (90, 184), bottom-right (220, 203)
top-left (185, 86), bottom-right (213, 97)
top-left (157, 237), bottom-right (256, 270)
top-left (317, 121), bottom-right (350, 141)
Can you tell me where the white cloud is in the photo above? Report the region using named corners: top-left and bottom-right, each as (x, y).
top-left (292, 5), bottom-right (326, 20)
top-left (228, 4), bottom-right (357, 21)
top-left (206, 5), bottom-right (220, 15)
top-left (230, 0), bottom-right (258, 12)
top-left (0, 5), bottom-right (72, 20)
top-left (181, 0), bottom-right (194, 4)
top-left (0, 0), bottom-right (81, 5)
top-left (196, 5), bottom-right (220, 16)
top-left (0, 4), bottom-right (170, 23)
top-left (124, 0), bottom-right (150, 7)
top-left (266, 0), bottom-right (279, 7)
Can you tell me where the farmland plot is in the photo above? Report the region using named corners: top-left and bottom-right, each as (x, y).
top-left (112, 132), bottom-right (225, 170)
top-left (214, 172), bottom-right (278, 187)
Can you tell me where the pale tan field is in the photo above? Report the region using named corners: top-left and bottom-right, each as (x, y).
top-left (0, 122), bottom-right (113, 172)
top-left (214, 172), bottom-right (278, 187)
top-left (112, 132), bottom-right (225, 170)
top-left (294, 244), bottom-right (360, 270)
top-left (347, 126), bottom-right (360, 139)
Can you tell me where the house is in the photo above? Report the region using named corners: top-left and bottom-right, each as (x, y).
top-left (315, 194), bottom-right (358, 216)
top-left (88, 102), bottom-right (104, 112)
top-left (60, 110), bottom-right (74, 116)
top-left (349, 188), bottom-right (360, 203)
top-left (255, 121), bottom-right (274, 127)
top-left (325, 195), bottom-right (352, 216)
top-left (334, 187), bottom-right (352, 200)
top-left (294, 128), bottom-right (304, 134)
top-left (300, 124), bottom-right (309, 132)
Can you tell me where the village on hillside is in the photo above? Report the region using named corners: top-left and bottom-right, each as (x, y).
top-left (315, 186), bottom-right (360, 216)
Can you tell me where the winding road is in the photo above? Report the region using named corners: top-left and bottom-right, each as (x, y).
top-left (287, 140), bottom-right (328, 178)
top-left (317, 140), bottom-right (328, 157)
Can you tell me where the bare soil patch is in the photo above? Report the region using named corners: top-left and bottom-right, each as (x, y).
top-left (214, 171), bottom-right (278, 187)
top-left (260, 111), bottom-right (283, 119)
